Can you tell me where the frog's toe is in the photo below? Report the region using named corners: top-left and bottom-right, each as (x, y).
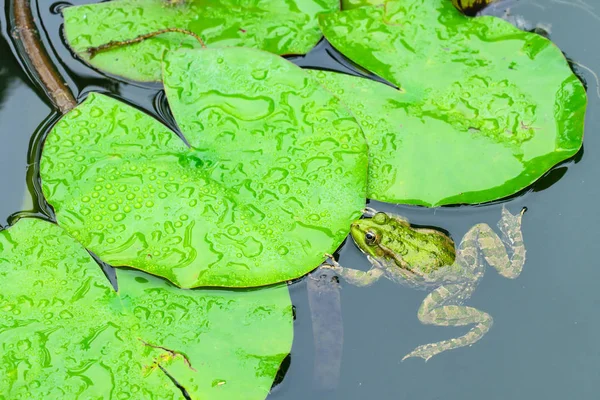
top-left (322, 253), bottom-right (342, 269)
top-left (362, 207), bottom-right (378, 217)
top-left (499, 206), bottom-right (525, 235)
top-left (401, 345), bottom-right (435, 362)
top-left (501, 205), bottom-right (525, 222)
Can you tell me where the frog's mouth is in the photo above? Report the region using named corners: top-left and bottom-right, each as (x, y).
top-left (349, 223), bottom-right (369, 255)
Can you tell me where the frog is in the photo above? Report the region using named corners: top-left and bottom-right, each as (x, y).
top-left (322, 205), bottom-right (526, 361)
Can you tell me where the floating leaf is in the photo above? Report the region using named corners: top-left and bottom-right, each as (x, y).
top-left (318, 0), bottom-right (586, 206)
top-left (341, 0), bottom-right (384, 9)
top-left (0, 218), bottom-right (292, 399)
top-left (63, 0), bottom-right (339, 81)
top-left (40, 48), bottom-right (368, 288)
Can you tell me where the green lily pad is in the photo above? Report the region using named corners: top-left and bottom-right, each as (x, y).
top-left (40, 47), bottom-right (368, 288)
top-left (342, 0), bottom-right (384, 9)
top-left (318, 0), bottom-right (586, 206)
top-left (63, 0), bottom-right (339, 82)
top-left (0, 218), bottom-right (292, 399)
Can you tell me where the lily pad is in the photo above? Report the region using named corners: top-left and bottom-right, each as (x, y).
top-left (63, 0), bottom-right (339, 81)
top-left (40, 47), bottom-right (368, 288)
top-left (318, 0), bottom-right (586, 206)
top-left (0, 218), bottom-right (292, 399)
top-left (342, 0), bottom-right (384, 9)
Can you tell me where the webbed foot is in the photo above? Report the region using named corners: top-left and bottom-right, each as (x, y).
top-left (404, 284), bottom-right (494, 361)
top-left (322, 253), bottom-right (341, 268)
top-left (321, 254), bottom-right (384, 287)
top-left (402, 343), bottom-right (442, 362)
top-left (499, 205), bottom-right (525, 236)
top-left (496, 205), bottom-right (526, 278)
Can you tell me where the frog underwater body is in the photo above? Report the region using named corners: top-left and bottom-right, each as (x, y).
top-left (323, 206), bottom-right (526, 361)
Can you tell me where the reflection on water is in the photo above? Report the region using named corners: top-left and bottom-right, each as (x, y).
top-left (1, 0), bottom-right (600, 399)
top-left (0, 38), bottom-right (16, 108)
top-left (0, 28), bottom-right (51, 224)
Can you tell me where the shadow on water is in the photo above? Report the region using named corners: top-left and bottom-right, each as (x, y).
top-left (1, 0), bottom-right (600, 399)
top-left (0, 37), bottom-right (16, 108)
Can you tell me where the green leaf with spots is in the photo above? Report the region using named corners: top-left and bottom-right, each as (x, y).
top-left (341, 0), bottom-right (384, 10)
top-left (40, 47), bottom-right (368, 288)
top-left (0, 218), bottom-right (292, 399)
top-left (317, 0), bottom-right (586, 206)
top-left (63, 0), bottom-right (339, 82)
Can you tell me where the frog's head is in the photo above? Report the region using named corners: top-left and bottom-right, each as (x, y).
top-left (350, 212), bottom-right (392, 258)
top-left (350, 212), bottom-right (456, 272)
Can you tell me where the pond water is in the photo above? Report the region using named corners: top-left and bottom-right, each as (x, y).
top-left (1, 0), bottom-right (600, 398)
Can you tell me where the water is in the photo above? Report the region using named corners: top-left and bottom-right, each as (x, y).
top-left (2, 0), bottom-right (600, 398)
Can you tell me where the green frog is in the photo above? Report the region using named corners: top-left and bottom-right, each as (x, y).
top-left (323, 206), bottom-right (526, 361)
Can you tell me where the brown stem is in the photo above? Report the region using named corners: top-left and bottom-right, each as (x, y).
top-left (138, 338), bottom-right (196, 372)
top-left (87, 28), bottom-right (207, 59)
top-left (11, 0), bottom-right (76, 114)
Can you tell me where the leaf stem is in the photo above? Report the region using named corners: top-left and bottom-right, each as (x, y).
top-left (138, 338), bottom-right (196, 372)
top-left (87, 28), bottom-right (207, 59)
top-left (11, 0), bottom-right (76, 113)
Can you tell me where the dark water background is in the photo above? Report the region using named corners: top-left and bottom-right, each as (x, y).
top-left (2, 0), bottom-right (600, 399)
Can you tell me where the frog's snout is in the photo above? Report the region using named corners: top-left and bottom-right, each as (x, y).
top-left (349, 222), bottom-right (362, 243)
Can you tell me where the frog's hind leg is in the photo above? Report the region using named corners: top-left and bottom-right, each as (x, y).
top-left (471, 206), bottom-right (526, 279)
top-left (402, 283), bottom-right (493, 362)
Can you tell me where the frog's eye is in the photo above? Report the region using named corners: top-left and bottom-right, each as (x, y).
top-left (372, 212), bottom-right (388, 225)
top-left (365, 230), bottom-right (378, 245)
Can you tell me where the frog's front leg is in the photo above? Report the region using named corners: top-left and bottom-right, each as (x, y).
top-left (402, 283), bottom-right (493, 361)
top-left (362, 207), bottom-right (378, 217)
top-left (320, 254), bottom-right (385, 287)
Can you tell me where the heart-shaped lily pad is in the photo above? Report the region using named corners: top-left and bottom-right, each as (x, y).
top-left (0, 218), bottom-right (292, 399)
top-left (40, 48), bottom-right (368, 288)
top-left (317, 0), bottom-right (586, 206)
top-left (63, 0), bottom-right (339, 81)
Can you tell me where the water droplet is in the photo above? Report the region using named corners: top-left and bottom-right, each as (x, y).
top-left (252, 69), bottom-right (267, 80)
